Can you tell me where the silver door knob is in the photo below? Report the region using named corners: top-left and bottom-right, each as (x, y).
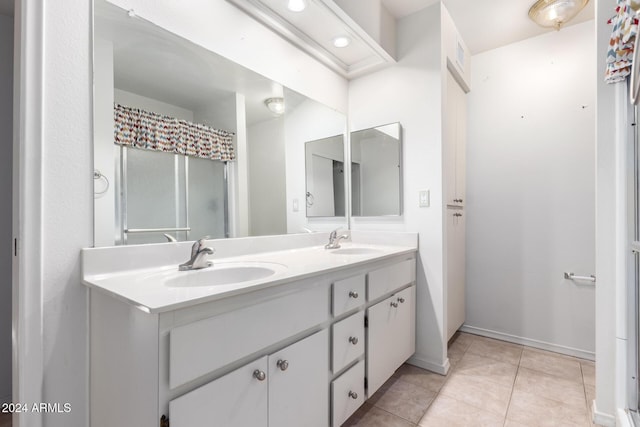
top-left (277, 359), bottom-right (289, 371)
top-left (348, 391), bottom-right (358, 399)
top-left (349, 336), bottom-right (358, 345)
top-left (397, 297), bottom-right (405, 304)
top-left (253, 370), bottom-right (266, 381)
top-left (349, 290), bottom-right (359, 299)
top-left (390, 301), bottom-right (399, 308)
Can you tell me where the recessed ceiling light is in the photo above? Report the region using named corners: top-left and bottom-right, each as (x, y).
top-left (287, 0), bottom-right (307, 12)
top-left (333, 36), bottom-right (351, 48)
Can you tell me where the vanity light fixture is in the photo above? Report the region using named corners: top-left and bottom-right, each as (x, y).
top-left (265, 97), bottom-right (285, 115)
top-left (287, 0), bottom-right (307, 12)
top-left (333, 36), bottom-right (351, 48)
top-left (528, 0), bottom-right (589, 30)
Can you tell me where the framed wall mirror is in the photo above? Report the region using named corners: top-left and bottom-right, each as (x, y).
top-left (92, 0), bottom-right (346, 246)
top-left (350, 122), bottom-right (403, 217)
top-left (304, 135), bottom-right (347, 218)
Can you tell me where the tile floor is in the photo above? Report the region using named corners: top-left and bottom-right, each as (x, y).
top-left (344, 332), bottom-right (599, 427)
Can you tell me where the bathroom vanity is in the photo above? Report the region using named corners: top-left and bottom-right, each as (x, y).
top-left (82, 233), bottom-right (417, 427)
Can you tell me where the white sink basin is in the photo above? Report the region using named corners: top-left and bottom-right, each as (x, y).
top-left (330, 247), bottom-right (382, 255)
top-left (165, 262), bottom-right (286, 288)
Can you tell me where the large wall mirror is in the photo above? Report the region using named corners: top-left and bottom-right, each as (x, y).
top-left (93, 0), bottom-right (346, 246)
top-left (351, 123), bottom-right (403, 217)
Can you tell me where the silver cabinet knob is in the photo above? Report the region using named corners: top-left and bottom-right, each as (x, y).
top-left (390, 301), bottom-right (399, 308)
top-left (348, 391), bottom-right (358, 399)
top-left (276, 359), bottom-right (289, 371)
top-left (253, 370), bottom-right (266, 381)
top-left (349, 336), bottom-right (358, 345)
top-left (349, 290), bottom-right (359, 299)
top-left (397, 297), bottom-right (405, 304)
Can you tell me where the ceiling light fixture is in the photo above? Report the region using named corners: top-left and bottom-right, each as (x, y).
top-left (528, 0), bottom-right (589, 30)
top-left (333, 36), bottom-right (351, 48)
top-left (265, 97), bottom-right (285, 115)
top-left (287, 0), bottom-right (307, 12)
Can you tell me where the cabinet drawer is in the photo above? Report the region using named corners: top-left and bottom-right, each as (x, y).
top-left (368, 259), bottom-right (415, 301)
top-left (333, 274), bottom-right (365, 316)
top-left (169, 356), bottom-right (268, 427)
top-left (169, 284), bottom-right (329, 389)
top-left (332, 359), bottom-right (365, 427)
top-left (332, 311), bottom-right (364, 373)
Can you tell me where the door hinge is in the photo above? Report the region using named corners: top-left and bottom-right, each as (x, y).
top-left (160, 415), bottom-right (169, 427)
top-left (364, 316), bottom-right (368, 328)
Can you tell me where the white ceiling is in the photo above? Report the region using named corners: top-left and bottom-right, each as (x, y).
top-left (381, 0), bottom-right (595, 54)
top-left (0, 0), bottom-right (13, 17)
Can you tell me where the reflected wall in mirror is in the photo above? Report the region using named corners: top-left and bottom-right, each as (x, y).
top-left (92, 0), bottom-right (346, 247)
top-left (351, 123), bottom-right (403, 216)
top-left (305, 135), bottom-right (346, 217)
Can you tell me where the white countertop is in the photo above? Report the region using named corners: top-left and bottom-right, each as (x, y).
top-left (82, 238), bottom-right (417, 313)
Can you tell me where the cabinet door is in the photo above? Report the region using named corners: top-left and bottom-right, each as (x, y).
top-left (447, 210), bottom-right (466, 340)
top-left (455, 75), bottom-right (467, 204)
top-left (444, 70), bottom-right (458, 206)
top-left (169, 356), bottom-right (268, 427)
top-left (367, 286), bottom-right (415, 396)
top-left (268, 329), bottom-right (329, 427)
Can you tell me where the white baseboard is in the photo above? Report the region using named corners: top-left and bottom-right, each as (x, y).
top-left (459, 325), bottom-right (595, 361)
top-left (615, 408), bottom-right (633, 427)
top-left (406, 354), bottom-right (450, 375)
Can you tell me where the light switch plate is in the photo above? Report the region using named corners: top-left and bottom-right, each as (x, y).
top-left (293, 198), bottom-right (299, 212)
top-left (419, 190), bottom-right (430, 207)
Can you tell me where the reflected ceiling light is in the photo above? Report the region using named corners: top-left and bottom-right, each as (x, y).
top-left (287, 0), bottom-right (307, 12)
top-left (333, 36), bottom-right (351, 48)
top-left (528, 0), bottom-right (589, 30)
top-left (265, 97), bottom-right (285, 115)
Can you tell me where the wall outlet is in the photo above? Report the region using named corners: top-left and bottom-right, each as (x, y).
top-left (292, 198), bottom-right (299, 212)
top-left (419, 190), bottom-right (430, 207)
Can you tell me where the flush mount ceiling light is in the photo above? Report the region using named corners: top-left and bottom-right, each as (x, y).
top-left (332, 36), bottom-right (351, 48)
top-left (528, 0), bottom-right (589, 30)
top-left (265, 97), bottom-right (285, 115)
top-left (287, 0), bottom-right (306, 12)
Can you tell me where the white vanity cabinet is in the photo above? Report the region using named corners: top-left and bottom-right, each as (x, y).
top-left (87, 251), bottom-right (417, 427)
top-left (170, 330), bottom-right (329, 427)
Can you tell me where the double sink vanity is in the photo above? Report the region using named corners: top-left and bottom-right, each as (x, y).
top-left (82, 231), bottom-right (418, 427)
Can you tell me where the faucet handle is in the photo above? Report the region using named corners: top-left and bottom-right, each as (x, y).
top-left (190, 236), bottom-right (211, 258)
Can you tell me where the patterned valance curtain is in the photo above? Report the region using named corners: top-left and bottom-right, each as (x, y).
top-left (114, 104), bottom-right (236, 161)
top-left (606, 0), bottom-right (639, 83)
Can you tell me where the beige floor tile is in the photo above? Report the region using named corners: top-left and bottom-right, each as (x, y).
top-left (585, 384), bottom-right (595, 408)
top-left (439, 370), bottom-right (513, 417)
top-left (581, 362), bottom-right (595, 387)
top-left (455, 352), bottom-right (518, 388)
top-left (342, 404), bottom-right (416, 427)
top-left (519, 348), bottom-right (583, 383)
top-left (368, 377), bottom-right (435, 423)
top-left (514, 367), bottom-right (587, 409)
top-left (450, 332), bottom-right (476, 350)
top-left (466, 336), bottom-right (523, 365)
top-left (417, 394), bottom-right (504, 427)
top-left (393, 364), bottom-right (448, 393)
top-left (506, 389), bottom-right (589, 427)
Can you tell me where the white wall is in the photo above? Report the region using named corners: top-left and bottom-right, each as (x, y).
top-left (349, 4), bottom-right (447, 372)
top-left (464, 21), bottom-right (596, 357)
top-left (247, 117), bottom-right (287, 236)
top-left (0, 13), bottom-right (12, 405)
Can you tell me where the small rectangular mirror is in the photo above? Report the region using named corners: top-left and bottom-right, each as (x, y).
top-left (305, 135), bottom-right (346, 217)
top-left (351, 123), bottom-right (402, 216)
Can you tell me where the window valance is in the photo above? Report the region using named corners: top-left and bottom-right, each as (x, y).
top-left (114, 103), bottom-right (236, 161)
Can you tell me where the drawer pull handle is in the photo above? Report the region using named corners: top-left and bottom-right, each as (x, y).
top-left (390, 301), bottom-right (399, 308)
top-left (349, 290), bottom-right (359, 299)
top-left (348, 391), bottom-right (358, 400)
top-left (397, 297), bottom-right (405, 304)
top-left (253, 370), bottom-right (266, 381)
top-left (349, 336), bottom-right (359, 345)
top-left (276, 359), bottom-right (289, 371)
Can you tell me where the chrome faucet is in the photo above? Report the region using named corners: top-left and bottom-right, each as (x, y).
top-left (179, 237), bottom-right (215, 271)
top-left (325, 229), bottom-right (349, 250)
